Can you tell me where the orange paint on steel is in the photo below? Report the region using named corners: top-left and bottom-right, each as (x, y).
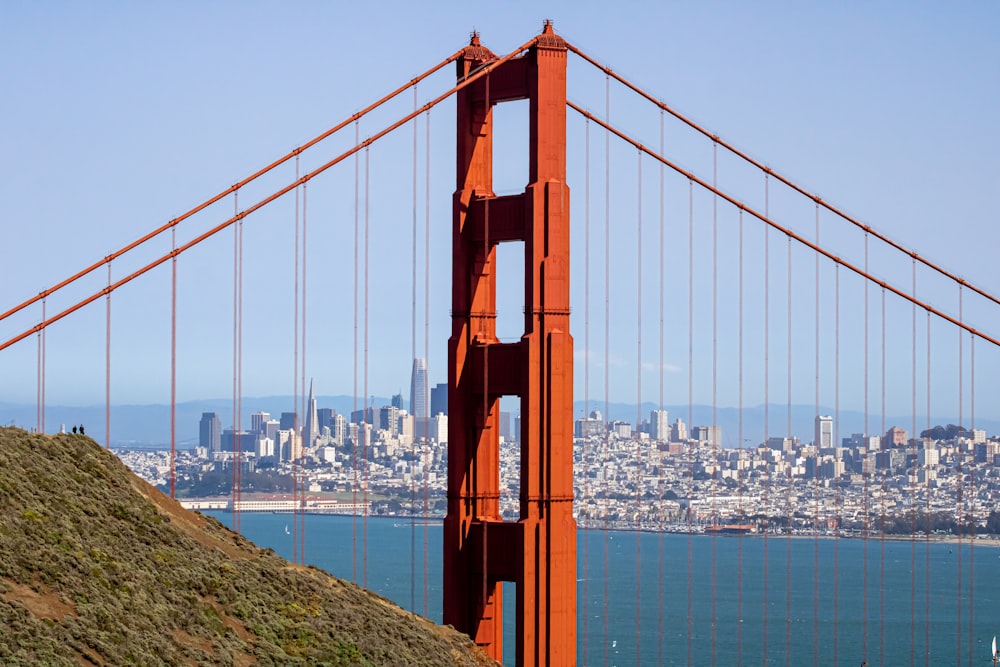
top-left (565, 43), bottom-right (1000, 313)
top-left (0, 40), bottom-right (536, 355)
top-left (566, 102), bottom-right (1000, 351)
top-left (444, 23), bottom-right (576, 666)
top-left (0, 51), bottom-right (464, 327)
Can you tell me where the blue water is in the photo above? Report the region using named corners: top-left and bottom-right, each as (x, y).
top-left (206, 512), bottom-right (1000, 666)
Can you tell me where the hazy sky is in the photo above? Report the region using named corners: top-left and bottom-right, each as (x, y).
top-left (2, 2), bottom-right (998, 420)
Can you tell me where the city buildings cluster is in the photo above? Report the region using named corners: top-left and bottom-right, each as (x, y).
top-left (117, 358), bottom-right (1000, 535)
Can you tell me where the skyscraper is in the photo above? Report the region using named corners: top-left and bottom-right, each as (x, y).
top-left (430, 382), bottom-right (448, 417)
top-left (815, 415), bottom-right (834, 449)
top-left (410, 358), bottom-right (428, 439)
top-left (199, 412), bottom-right (221, 453)
top-left (649, 409), bottom-right (669, 440)
top-left (304, 379), bottom-right (318, 448)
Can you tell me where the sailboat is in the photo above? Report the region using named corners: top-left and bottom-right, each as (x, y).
top-left (992, 635), bottom-right (997, 666)
top-left (284, 525), bottom-right (290, 535)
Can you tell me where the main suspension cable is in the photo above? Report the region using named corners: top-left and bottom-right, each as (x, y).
top-left (2, 38), bottom-right (540, 354)
top-left (0, 50), bottom-right (465, 326)
top-left (564, 42), bottom-right (1000, 314)
top-left (563, 103), bottom-right (1000, 350)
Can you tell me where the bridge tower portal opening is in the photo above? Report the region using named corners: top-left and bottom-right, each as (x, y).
top-left (444, 22), bottom-right (577, 667)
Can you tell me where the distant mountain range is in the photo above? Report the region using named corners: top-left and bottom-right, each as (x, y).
top-left (2, 396), bottom-right (995, 450)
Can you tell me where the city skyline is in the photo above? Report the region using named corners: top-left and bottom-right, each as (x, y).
top-left (1, 4), bottom-right (998, 418)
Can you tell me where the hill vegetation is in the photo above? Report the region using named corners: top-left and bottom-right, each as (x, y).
top-left (0, 427), bottom-right (496, 667)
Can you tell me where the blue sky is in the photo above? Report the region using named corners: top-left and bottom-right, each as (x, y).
top-left (1, 2), bottom-right (998, 423)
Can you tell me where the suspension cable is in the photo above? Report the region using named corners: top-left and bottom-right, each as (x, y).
top-left (1, 38), bottom-right (540, 354)
top-left (564, 42), bottom-right (1000, 313)
top-left (563, 103), bottom-right (1000, 350)
top-left (0, 49), bottom-right (465, 326)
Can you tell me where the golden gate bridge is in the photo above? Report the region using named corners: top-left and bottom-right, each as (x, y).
top-left (3, 19), bottom-right (1000, 667)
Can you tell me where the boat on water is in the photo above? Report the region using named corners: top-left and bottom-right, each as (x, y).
top-left (704, 523), bottom-right (755, 536)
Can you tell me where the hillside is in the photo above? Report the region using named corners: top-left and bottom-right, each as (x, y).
top-left (0, 427), bottom-right (496, 667)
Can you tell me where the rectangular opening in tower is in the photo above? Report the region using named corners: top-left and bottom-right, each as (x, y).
top-left (490, 99), bottom-right (528, 195)
top-left (494, 241), bottom-right (525, 342)
top-left (499, 397), bottom-right (520, 522)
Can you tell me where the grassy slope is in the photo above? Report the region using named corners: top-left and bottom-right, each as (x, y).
top-left (0, 427), bottom-right (495, 667)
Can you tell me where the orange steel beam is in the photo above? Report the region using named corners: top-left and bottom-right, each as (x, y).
top-left (0, 50), bottom-right (464, 326)
top-left (566, 43), bottom-right (1000, 313)
top-left (0, 39), bottom-right (539, 354)
top-left (568, 100), bottom-right (1000, 350)
top-left (445, 23), bottom-right (576, 666)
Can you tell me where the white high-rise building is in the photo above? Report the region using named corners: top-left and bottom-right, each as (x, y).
top-left (815, 415), bottom-right (833, 449)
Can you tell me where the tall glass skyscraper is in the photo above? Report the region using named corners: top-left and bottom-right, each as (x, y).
top-left (410, 358), bottom-right (428, 438)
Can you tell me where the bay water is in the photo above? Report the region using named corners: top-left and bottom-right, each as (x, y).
top-left (206, 512), bottom-right (1000, 666)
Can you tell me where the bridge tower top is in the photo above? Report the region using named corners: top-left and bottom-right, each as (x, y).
top-left (445, 22), bottom-right (576, 667)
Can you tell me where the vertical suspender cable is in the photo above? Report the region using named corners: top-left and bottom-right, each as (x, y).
top-left (237, 189), bottom-right (244, 535)
top-left (106, 264), bottom-right (112, 448)
top-left (298, 183), bottom-right (306, 564)
top-left (863, 232), bottom-right (869, 662)
top-left (911, 256), bottom-right (917, 667)
top-left (634, 147), bottom-right (642, 663)
top-left (410, 84), bottom-right (418, 616)
top-left (711, 140), bottom-right (718, 667)
top-left (737, 208), bottom-right (744, 667)
top-left (834, 264), bottom-right (840, 666)
top-left (762, 174), bottom-right (770, 667)
top-left (657, 107), bottom-right (665, 667)
top-left (967, 333), bottom-right (976, 667)
top-left (785, 235), bottom-right (792, 667)
top-left (956, 286), bottom-right (963, 665)
top-left (813, 203), bottom-right (820, 666)
top-left (37, 298), bottom-right (45, 433)
top-left (363, 146), bottom-right (370, 588)
top-left (583, 115), bottom-right (591, 667)
top-left (603, 71), bottom-right (611, 667)
top-left (232, 190), bottom-right (241, 535)
top-left (424, 108), bottom-right (433, 618)
top-left (352, 120), bottom-right (360, 584)
top-left (686, 177), bottom-right (694, 667)
top-left (170, 225), bottom-right (177, 499)
top-left (292, 157), bottom-right (300, 559)
top-left (292, 157), bottom-right (300, 561)
top-left (925, 310), bottom-right (932, 666)
top-left (880, 287), bottom-right (887, 667)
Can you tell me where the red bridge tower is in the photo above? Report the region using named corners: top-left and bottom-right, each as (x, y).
top-left (444, 23), bottom-right (576, 666)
